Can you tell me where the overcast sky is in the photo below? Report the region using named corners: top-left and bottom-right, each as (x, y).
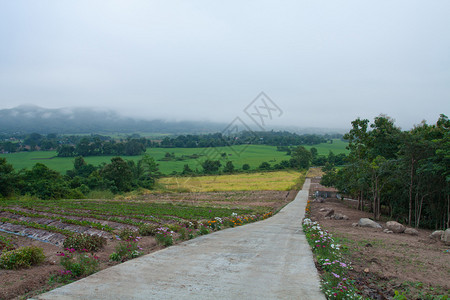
top-left (0, 1), bottom-right (449, 130)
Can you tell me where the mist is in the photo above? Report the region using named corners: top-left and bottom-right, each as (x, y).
top-left (0, 1), bottom-right (449, 131)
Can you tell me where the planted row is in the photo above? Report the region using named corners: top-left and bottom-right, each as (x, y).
top-left (0, 208), bottom-right (114, 232)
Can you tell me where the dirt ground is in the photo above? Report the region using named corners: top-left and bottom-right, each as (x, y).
top-left (308, 179), bottom-right (450, 299)
top-left (0, 190), bottom-right (295, 300)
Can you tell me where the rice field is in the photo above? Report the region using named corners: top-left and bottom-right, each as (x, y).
top-left (158, 170), bottom-right (305, 192)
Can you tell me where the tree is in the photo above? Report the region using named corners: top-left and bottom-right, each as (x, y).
top-left (201, 160), bottom-right (221, 174)
top-left (223, 161), bottom-right (235, 173)
top-left (258, 161), bottom-right (271, 170)
top-left (290, 146), bottom-right (312, 169)
top-left (136, 154), bottom-right (160, 189)
top-left (0, 158), bottom-right (16, 197)
top-left (181, 164), bottom-right (194, 175)
top-left (101, 157), bottom-right (134, 192)
top-left (19, 163), bottom-right (69, 199)
top-left (242, 164), bottom-right (250, 171)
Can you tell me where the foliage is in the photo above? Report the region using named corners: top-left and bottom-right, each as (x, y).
top-left (290, 146), bottom-right (313, 169)
top-left (155, 227), bottom-right (174, 246)
top-left (322, 114), bottom-right (449, 228)
top-left (201, 159), bottom-right (221, 174)
top-left (138, 223), bottom-right (158, 236)
top-left (303, 215), bottom-right (362, 299)
top-left (110, 236), bottom-right (143, 262)
top-left (63, 234), bottom-right (107, 252)
top-left (0, 158), bottom-right (16, 197)
top-left (58, 248), bottom-right (99, 277)
top-left (117, 228), bottom-right (139, 241)
top-left (0, 235), bottom-right (15, 253)
top-left (0, 246), bottom-right (45, 269)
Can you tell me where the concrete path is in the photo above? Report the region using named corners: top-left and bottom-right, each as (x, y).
top-left (35, 179), bottom-right (325, 300)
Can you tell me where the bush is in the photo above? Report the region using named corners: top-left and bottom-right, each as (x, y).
top-left (118, 228), bottom-right (139, 241)
top-left (63, 234), bottom-right (106, 252)
top-left (155, 227), bottom-right (174, 247)
top-left (138, 223), bottom-right (158, 236)
top-left (0, 246), bottom-right (45, 269)
top-left (59, 248), bottom-right (99, 277)
top-left (0, 236), bottom-right (15, 253)
top-left (110, 235), bottom-right (142, 262)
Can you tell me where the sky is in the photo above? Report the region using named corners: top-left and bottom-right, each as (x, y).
top-left (0, 1), bottom-right (449, 131)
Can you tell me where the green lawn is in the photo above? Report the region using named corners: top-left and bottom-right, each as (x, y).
top-left (0, 139), bottom-right (348, 175)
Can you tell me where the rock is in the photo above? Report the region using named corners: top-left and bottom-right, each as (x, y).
top-left (324, 209), bottom-right (335, 217)
top-left (358, 218), bottom-right (382, 229)
top-left (364, 268), bottom-right (370, 273)
top-left (352, 223), bottom-right (358, 227)
top-left (442, 229), bottom-right (450, 245)
top-left (333, 213), bottom-right (349, 220)
top-left (383, 229), bottom-right (393, 234)
top-left (430, 230), bottom-right (444, 240)
top-left (404, 228), bottom-right (419, 236)
top-left (386, 221), bottom-right (405, 233)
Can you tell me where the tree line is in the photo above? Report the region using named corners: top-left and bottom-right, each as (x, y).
top-left (0, 155), bottom-right (160, 199)
top-left (321, 114), bottom-right (449, 230)
top-left (1, 131), bottom-right (342, 157)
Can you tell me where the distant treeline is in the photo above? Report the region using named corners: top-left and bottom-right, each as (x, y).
top-left (321, 114), bottom-right (449, 230)
top-left (0, 131), bottom-right (343, 157)
top-left (0, 143), bottom-right (344, 199)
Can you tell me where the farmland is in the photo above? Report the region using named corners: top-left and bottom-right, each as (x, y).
top-left (158, 170), bottom-right (305, 192)
top-left (0, 171), bottom-right (302, 299)
top-left (0, 139), bottom-right (348, 175)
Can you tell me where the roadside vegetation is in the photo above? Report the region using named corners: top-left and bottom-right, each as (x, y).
top-left (321, 114), bottom-right (449, 230)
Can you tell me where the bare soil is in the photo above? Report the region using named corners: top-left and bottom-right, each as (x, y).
top-left (309, 179), bottom-right (450, 299)
top-left (0, 190), bottom-right (295, 299)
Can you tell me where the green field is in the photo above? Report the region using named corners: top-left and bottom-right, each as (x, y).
top-left (0, 139), bottom-right (348, 175)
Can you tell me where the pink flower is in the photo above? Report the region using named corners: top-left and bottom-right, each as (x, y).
top-left (57, 253), bottom-right (65, 256)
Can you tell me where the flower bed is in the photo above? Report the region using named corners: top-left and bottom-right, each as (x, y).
top-left (302, 200), bottom-right (362, 300)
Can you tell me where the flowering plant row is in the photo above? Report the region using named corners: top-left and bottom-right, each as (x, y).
top-left (303, 200), bottom-right (362, 300)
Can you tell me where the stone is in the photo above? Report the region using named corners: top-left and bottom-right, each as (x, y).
top-left (352, 223), bottom-right (358, 227)
top-left (404, 228), bottom-right (419, 236)
top-left (324, 209), bottom-right (335, 217)
top-left (386, 221), bottom-right (405, 233)
top-left (333, 213), bottom-right (349, 220)
top-left (358, 218), bottom-right (382, 229)
top-left (383, 229), bottom-right (393, 234)
top-left (430, 230), bottom-right (444, 240)
top-left (442, 229), bottom-right (450, 245)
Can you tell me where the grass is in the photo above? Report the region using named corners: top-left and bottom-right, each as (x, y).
top-left (158, 170), bottom-right (304, 192)
top-left (0, 140), bottom-right (348, 175)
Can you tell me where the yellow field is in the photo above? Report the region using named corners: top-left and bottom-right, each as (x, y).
top-left (306, 167), bottom-right (324, 178)
top-left (158, 171), bottom-right (305, 192)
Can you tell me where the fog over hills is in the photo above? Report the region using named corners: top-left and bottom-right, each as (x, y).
top-left (0, 105), bottom-right (346, 135)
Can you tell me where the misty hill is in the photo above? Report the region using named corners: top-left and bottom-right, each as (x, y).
top-left (0, 105), bottom-right (346, 135)
top-left (0, 105), bottom-right (227, 135)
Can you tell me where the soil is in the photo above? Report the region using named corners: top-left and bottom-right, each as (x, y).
top-left (0, 190), bottom-right (294, 299)
top-left (138, 190), bottom-right (296, 211)
top-left (308, 178), bottom-right (450, 299)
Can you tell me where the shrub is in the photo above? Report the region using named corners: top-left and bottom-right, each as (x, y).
top-left (0, 235), bottom-right (15, 253)
top-left (118, 228), bottom-right (139, 241)
top-left (110, 236), bottom-right (142, 262)
top-left (138, 223), bottom-right (158, 236)
top-left (0, 246), bottom-right (45, 269)
top-left (155, 227), bottom-right (174, 247)
top-left (63, 234), bottom-right (107, 252)
top-left (59, 248), bottom-right (99, 277)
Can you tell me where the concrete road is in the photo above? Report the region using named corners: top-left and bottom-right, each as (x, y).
top-left (34, 179), bottom-right (325, 300)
